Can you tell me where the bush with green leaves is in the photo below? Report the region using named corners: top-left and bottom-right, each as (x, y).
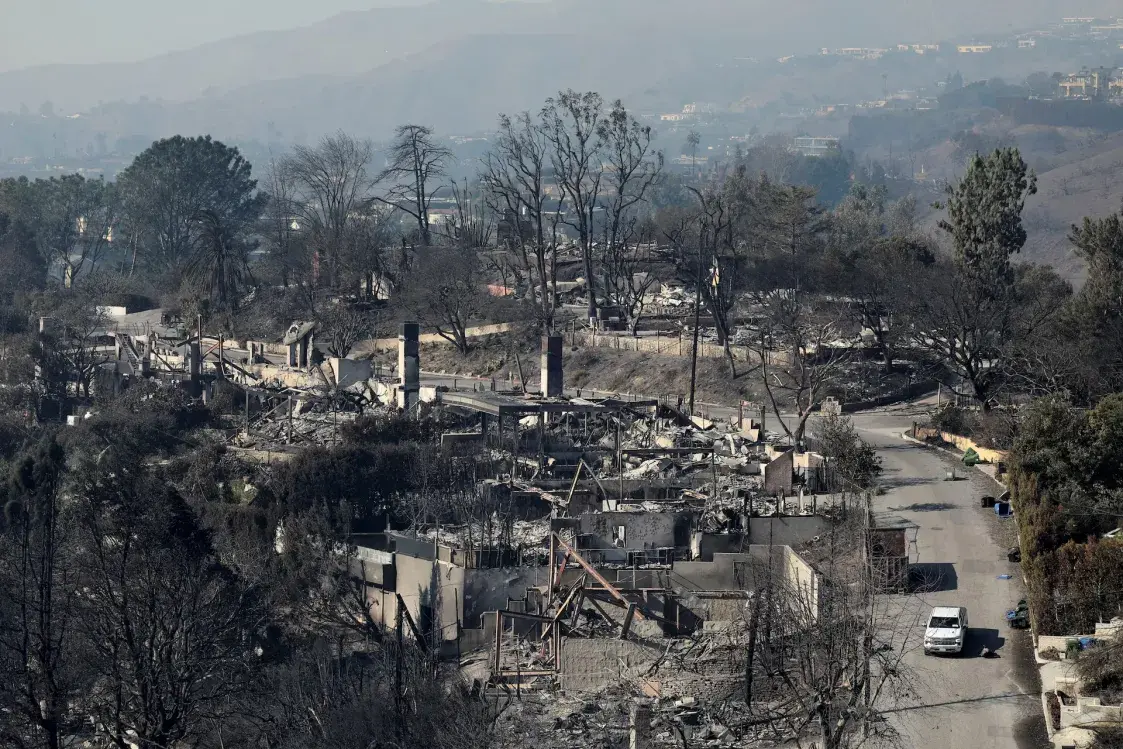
top-left (930, 403), bottom-right (973, 436)
top-left (1011, 394), bottom-right (1123, 634)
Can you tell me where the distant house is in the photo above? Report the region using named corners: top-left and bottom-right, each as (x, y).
top-left (1060, 67), bottom-right (1121, 99)
top-left (831, 47), bottom-right (887, 59)
top-left (957, 44), bottom-right (993, 53)
top-left (792, 136), bottom-right (840, 157)
top-left (427, 208), bottom-right (456, 225)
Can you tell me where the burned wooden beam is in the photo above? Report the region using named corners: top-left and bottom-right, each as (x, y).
top-left (551, 533), bottom-right (648, 621)
top-left (396, 593), bottom-right (428, 652)
top-left (620, 603), bottom-right (638, 639)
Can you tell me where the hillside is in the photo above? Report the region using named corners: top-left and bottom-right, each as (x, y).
top-left (0, 1), bottom-right (537, 113)
top-left (901, 124), bottom-right (1123, 280)
top-left (148, 31), bottom-right (719, 139)
top-left (1, 0), bottom-right (1118, 117)
top-left (1023, 129), bottom-right (1123, 281)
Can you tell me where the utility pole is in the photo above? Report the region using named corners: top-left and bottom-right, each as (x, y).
top-left (616, 418), bottom-right (623, 503)
top-left (395, 605), bottom-right (404, 745)
top-left (688, 251), bottom-right (703, 417)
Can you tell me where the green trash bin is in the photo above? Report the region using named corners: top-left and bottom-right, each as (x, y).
top-left (963, 447), bottom-right (980, 467)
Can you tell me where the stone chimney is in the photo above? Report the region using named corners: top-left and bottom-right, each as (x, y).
top-left (397, 322), bottom-right (420, 410)
top-left (540, 335), bottom-right (563, 397)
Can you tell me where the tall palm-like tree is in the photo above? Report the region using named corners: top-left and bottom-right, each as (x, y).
top-left (686, 130), bottom-right (701, 174)
top-left (187, 209), bottom-right (253, 310)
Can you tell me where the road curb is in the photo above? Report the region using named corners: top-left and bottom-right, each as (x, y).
top-left (899, 433), bottom-right (1007, 490)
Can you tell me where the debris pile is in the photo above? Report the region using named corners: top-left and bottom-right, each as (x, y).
top-left (493, 679), bottom-right (797, 748)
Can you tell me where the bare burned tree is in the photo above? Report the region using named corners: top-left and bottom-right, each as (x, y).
top-left (261, 158), bottom-right (311, 289)
top-left (597, 100), bottom-right (663, 332)
top-left (0, 439), bottom-right (85, 749)
top-left (247, 641), bottom-right (491, 749)
top-left (756, 301), bottom-right (850, 448)
top-left (378, 125), bottom-right (453, 247)
top-left (398, 247), bottom-right (494, 354)
top-left (36, 295), bottom-right (110, 399)
top-left (73, 469), bottom-right (267, 749)
top-left (440, 179), bottom-right (494, 250)
top-left (338, 203), bottom-right (398, 299)
top-left (662, 184), bottom-right (750, 375)
top-left (742, 179), bottom-right (842, 446)
top-left (905, 259), bottom-right (1069, 408)
top-left (608, 218), bottom-right (660, 335)
top-left (274, 509), bottom-right (388, 645)
top-left (482, 111), bottom-right (558, 327)
top-left (719, 521), bottom-right (927, 749)
top-left (543, 90), bottom-right (605, 324)
top-left (319, 304), bottom-right (379, 359)
top-left (843, 235), bottom-right (934, 375)
top-left (827, 187), bottom-right (935, 374)
top-left (283, 132), bottom-right (379, 286)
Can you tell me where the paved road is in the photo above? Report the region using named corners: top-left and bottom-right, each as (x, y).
top-left (849, 405), bottom-right (1047, 749)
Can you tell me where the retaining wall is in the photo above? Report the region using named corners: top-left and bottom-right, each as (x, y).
top-left (913, 426), bottom-right (1007, 464)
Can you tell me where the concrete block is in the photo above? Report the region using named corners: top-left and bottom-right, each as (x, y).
top-left (328, 357), bottom-right (373, 389)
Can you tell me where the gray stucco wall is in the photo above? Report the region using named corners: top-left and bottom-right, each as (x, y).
top-left (763, 449), bottom-right (794, 496)
top-left (462, 566), bottom-right (548, 628)
top-left (580, 511), bottom-right (674, 549)
top-left (747, 515), bottom-right (827, 546)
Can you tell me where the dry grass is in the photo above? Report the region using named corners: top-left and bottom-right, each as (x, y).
top-left (372, 328), bottom-right (764, 407)
top-left (564, 346), bottom-right (760, 406)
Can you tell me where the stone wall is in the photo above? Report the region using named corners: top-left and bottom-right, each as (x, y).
top-left (327, 357), bottom-right (373, 388)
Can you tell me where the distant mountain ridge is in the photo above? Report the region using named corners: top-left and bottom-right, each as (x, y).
top-left (2, 0), bottom-right (1116, 117)
top-left (0, 0), bottom-right (545, 113)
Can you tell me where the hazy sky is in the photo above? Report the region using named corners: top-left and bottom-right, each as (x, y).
top-left (0, 0), bottom-right (429, 72)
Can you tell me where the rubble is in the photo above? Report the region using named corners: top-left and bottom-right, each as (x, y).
top-left (212, 319), bottom-right (850, 746)
top-left (493, 678), bottom-right (800, 748)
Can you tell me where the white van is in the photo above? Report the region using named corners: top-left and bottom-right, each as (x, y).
top-left (924, 606), bottom-right (968, 655)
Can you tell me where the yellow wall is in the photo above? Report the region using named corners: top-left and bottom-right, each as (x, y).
top-left (939, 432), bottom-right (1007, 464)
top-left (914, 427), bottom-right (1007, 464)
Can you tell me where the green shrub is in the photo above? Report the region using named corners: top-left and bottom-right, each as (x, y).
top-left (930, 403), bottom-right (973, 436)
top-left (1011, 394), bottom-right (1123, 635)
top-left (1024, 539), bottom-right (1123, 636)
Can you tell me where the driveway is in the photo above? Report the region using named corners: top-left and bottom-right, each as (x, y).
top-left (849, 405), bottom-right (1048, 749)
